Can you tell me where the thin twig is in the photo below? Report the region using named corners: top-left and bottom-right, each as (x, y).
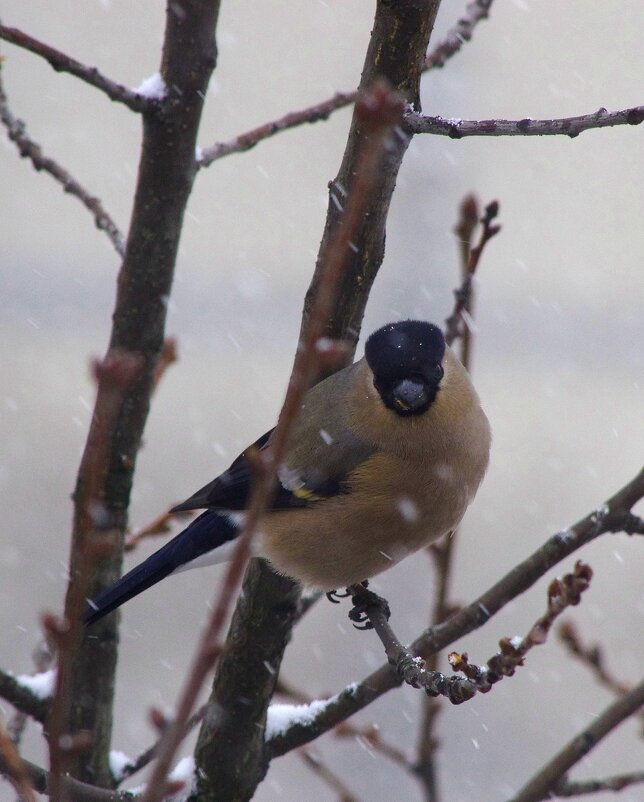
top-left (140, 81), bottom-right (405, 802)
top-left (445, 199), bottom-right (500, 346)
top-left (507, 677), bottom-right (644, 802)
top-left (405, 105), bottom-right (644, 139)
top-left (0, 24), bottom-right (150, 112)
top-left (0, 64), bottom-right (126, 256)
top-left (0, 721), bottom-right (37, 802)
top-left (0, 754), bottom-right (136, 802)
top-left (299, 749), bottom-right (362, 802)
top-left (115, 705), bottom-right (207, 785)
top-left (552, 771), bottom-right (644, 798)
top-left (48, 352), bottom-right (141, 800)
top-left (424, 0), bottom-right (495, 69)
top-left (357, 562), bottom-right (593, 703)
top-left (197, 91), bottom-right (357, 167)
top-left (557, 621), bottom-right (631, 697)
top-left (416, 194), bottom-right (482, 800)
top-left (449, 562), bottom-right (593, 692)
top-left (197, 0), bottom-right (495, 167)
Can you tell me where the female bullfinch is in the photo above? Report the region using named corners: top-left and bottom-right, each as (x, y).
top-left (85, 320), bottom-right (490, 624)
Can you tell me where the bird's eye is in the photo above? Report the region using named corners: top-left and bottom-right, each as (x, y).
top-left (430, 364), bottom-right (444, 382)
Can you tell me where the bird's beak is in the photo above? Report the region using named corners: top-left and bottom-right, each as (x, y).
top-left (392, 378), bottom-right (429, 413)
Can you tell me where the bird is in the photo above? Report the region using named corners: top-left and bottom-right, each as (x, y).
top-left (84, 320), bottom-right (490, 626)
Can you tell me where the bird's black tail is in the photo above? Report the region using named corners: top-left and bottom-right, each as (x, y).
top-left (83, 510), bottom-right (239, 625)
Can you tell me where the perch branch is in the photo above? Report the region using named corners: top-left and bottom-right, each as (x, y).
top-left (267, 466), bottom-right (644, 756)
top-left (0, 24), bottom-right (150, 112)
top-left (405, 105), bottom-right (644, 139)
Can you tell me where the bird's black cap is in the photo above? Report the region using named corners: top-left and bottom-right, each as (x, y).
top-left (365, 321), bottom-right (446, 416)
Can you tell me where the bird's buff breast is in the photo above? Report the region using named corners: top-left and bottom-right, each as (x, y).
top-left (257, 452), bottom-right (476, 590)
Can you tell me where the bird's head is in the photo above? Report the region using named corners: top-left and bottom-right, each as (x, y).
top-left (365, 321), bottom-right (446, 417)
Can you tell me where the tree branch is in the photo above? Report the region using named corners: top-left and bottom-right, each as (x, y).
top-left (197, 0), bottom-right (493, 167)
top-left (0, 669), bottom-right (50, 724)
top-left (405, 105), bottom-right (644, 138)
top-left (507, 677), bottom-right (644, 802)
top-left (62, 0), bottom-right (222, 785)
top-left (190, 80), bottom-right (406, 802)
top-left (424, 0), bottom-right (495, 69)
top-left (0, 64), bottom-right (126, 256)
top-left (266, 466), bottom-right (644, 756)
top-left (0, 23), bottom-right (150, 112)
top-left (0, 754), bottom-right (136, 802)
top-left (551, 771), bottom-right (644, 798)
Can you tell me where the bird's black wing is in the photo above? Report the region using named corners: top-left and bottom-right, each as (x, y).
top-left (170, 420), bottom-right (373, 514)
top-left (171, 429), bottom-right (276, 512)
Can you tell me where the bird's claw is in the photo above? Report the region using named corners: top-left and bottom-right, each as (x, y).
top-left (326, 588), bottom-right (351, 603)
top-left (347, 585), bottom-right (390, 631)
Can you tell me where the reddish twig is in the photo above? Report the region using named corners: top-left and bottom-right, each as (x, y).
top-left (0, 24), bottom-right (150, 112)
top-left (152, 337), bottom-right (178, 389)
top-left (557, 621), bottom-right (631, 697)
top-left (425, 0), bottom-right (495, 69)
top-left (299, 749), bottom-right (362, 802)
top-left (197, 91), bottom-right (357, 167)
top-left (0, 721), bottom-right (37, 802)
top-left (124, 508), bottom-right (193, 553)
top-left (445, 199), bottom-right (500, 346)
top-left (449, 561), bottom-right (593, 692)
top-left (416, 193), bottom-right (482, 801)
top-left (507, 677), bottom-right (644, 802)
top-left (354, 562), bottom-right (593, 705)
top-left (48, 352), bottom-right (140, 800)
top-left (139, 81), bottom-right (405, 802)
top-left (0, 64), bottom-right (126, 256)
top-left (405, 105), bottom-right (644, 139)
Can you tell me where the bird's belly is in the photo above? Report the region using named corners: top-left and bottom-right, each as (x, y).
top-left (258, 458), bottom-right (472, 590)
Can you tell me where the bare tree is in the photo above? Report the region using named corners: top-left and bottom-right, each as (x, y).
top-left (1, 2), bottom-right (642, 801)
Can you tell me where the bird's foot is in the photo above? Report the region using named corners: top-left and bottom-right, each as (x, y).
top-left (347, 582), bottom-right (390, 630)
top-left (326, 588), bottom-right (351, 604)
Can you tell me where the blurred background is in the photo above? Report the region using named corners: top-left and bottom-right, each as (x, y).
top-left (1, 1), bottom-right (642, 800)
